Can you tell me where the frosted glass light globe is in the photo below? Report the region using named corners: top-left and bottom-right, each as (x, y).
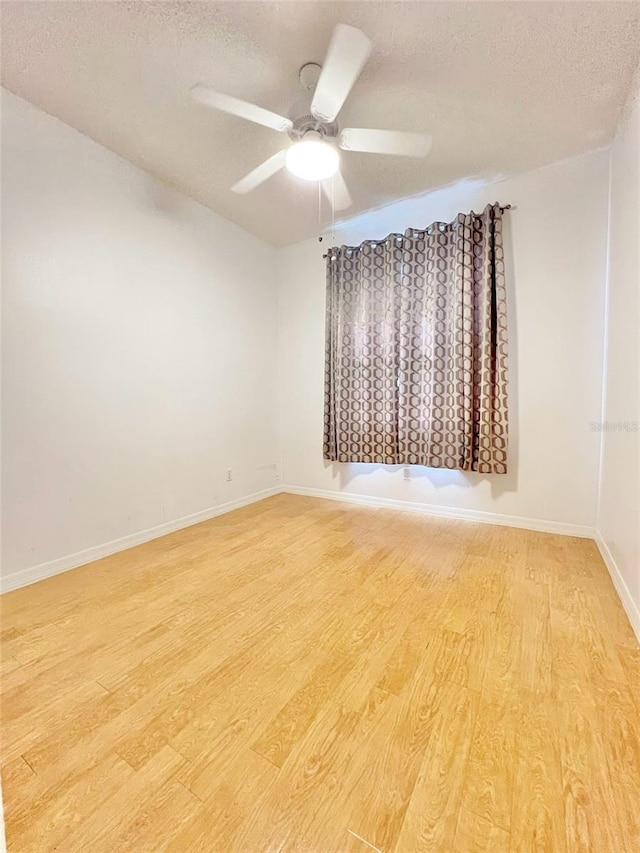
top-left (285, 139), bottom-right (339, 181)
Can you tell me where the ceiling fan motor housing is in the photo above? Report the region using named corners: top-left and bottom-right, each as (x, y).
top-left (288, 114), bottom-right (338, 143)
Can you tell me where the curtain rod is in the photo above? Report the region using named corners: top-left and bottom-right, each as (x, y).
top-left (321, 204), bottom-right (513, 258)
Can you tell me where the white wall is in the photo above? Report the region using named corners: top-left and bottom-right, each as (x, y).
top-left (597, 70), bottom-right (640, 627)
top-left (277, 151), bottom-right (610, 531)
top-left (1, 91), bottom-right (279, 586)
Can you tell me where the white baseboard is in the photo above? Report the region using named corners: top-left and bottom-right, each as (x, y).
top-left (594, 530), bottom-right (640, 643)
top-left (280, 484), bottom-right (595, 538)
top-left (0, 487), bottom-right (282, 594)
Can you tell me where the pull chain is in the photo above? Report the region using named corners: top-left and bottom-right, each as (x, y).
top-left (331, 176), bottom-right (335, 247)
top-left (320, 178), bottom-right (337, 258)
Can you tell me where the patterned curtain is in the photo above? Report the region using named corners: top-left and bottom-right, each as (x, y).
top-left (323, 203), bottom-right (509, 473)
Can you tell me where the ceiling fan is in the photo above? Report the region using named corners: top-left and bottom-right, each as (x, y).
top-left (190, 24), bottom-right (432, 211)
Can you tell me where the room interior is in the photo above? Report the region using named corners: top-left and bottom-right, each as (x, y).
top-left (1, 1), bottom-right (639, 851)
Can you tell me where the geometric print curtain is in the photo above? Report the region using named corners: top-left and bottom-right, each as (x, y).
top-left (323, 203), bottom-right (509, 473)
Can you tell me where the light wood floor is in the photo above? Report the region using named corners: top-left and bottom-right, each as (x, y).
top-left (1, 494), bottom-right (639, 852)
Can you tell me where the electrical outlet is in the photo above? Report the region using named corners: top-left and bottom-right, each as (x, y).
top-left (403, 467), bottom-right (411, 480)
top-left (226, 468), bottom-right (232, 483)
top-left (273, 463), bottom-right (280, 483)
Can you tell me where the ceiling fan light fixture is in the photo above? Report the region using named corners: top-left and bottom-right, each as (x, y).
top-left (285, 138), bottom-right (339, 181)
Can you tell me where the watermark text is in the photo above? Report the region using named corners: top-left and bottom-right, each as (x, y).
top-left (590, 421), bottom-right (638, 432)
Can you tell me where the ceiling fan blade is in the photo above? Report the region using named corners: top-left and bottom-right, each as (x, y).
top-left (231, 150), bottom-right (287, 194)
top-left (339, 128), bottom-right (432, 157)
top-left (190, 86), bottom-right (293, 133)
top-left (321, 171), bottom-right (353, 211)
top-left (311, 25), bottom-right (372, 123)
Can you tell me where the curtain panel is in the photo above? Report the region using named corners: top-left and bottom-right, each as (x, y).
top-left (323, 203), bottom-right (509, 473)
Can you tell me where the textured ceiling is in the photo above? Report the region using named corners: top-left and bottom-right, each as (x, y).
top-left (2, 1), bottom-right (639, 246)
